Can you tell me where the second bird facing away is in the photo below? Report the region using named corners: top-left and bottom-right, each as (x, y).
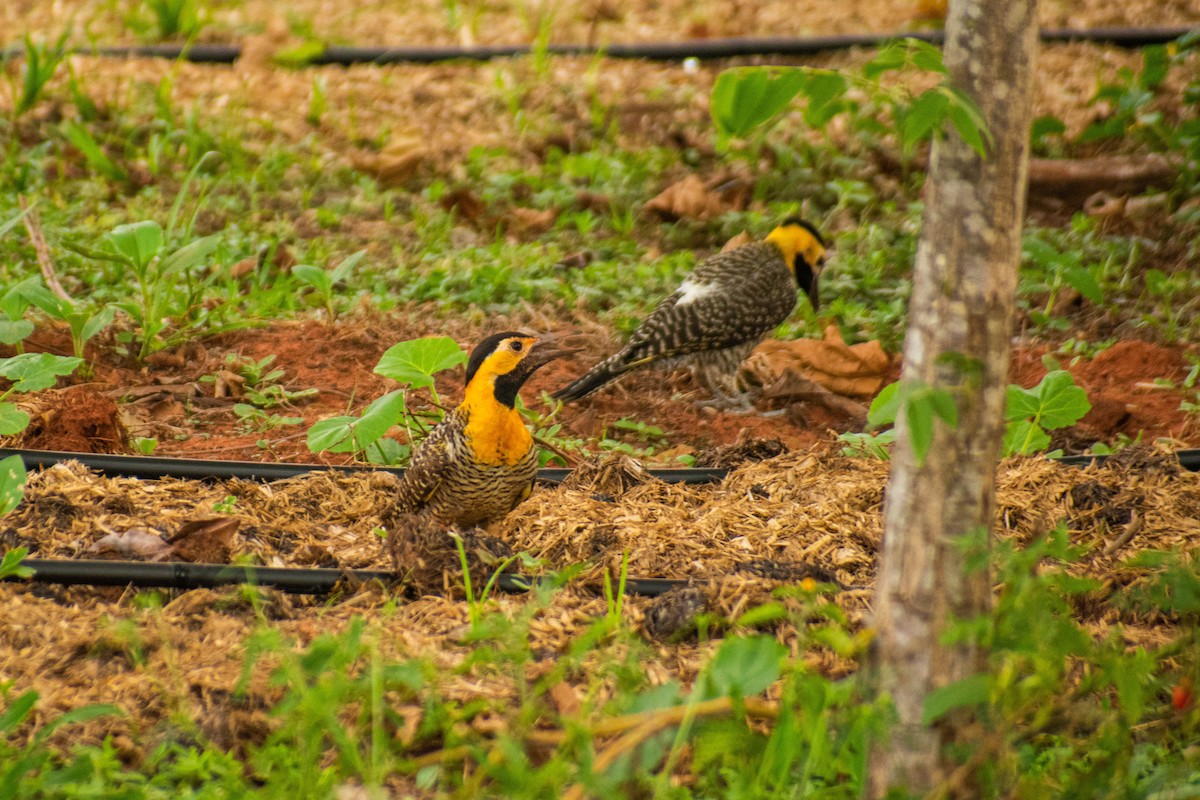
top-left (553, 218), bottom-right (828, 412)
top-left (388, 331), bottom-right (571, 529)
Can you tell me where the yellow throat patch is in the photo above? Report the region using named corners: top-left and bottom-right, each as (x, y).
top-left (766, 223), bottom-right (826, 275)
top-left (460, 367), bottom-right (534, 467)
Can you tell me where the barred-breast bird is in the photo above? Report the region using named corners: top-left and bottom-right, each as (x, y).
top-left (388, 331), bottom-right (570, 528)
top-left (553, 218), bottom-right (827, 411)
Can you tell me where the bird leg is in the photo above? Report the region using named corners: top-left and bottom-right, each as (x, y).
top-left (694, 365), bottom-right (758, 414)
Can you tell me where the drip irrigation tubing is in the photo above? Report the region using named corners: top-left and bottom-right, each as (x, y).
top-left (2, 27), bottom-right (1193, 66)
top-left (3, 446), bottom-right (1196, 597)
top-left (8, 558), bottom-right (689, 597)
top-left (0, 448), bottom-right (727, 484)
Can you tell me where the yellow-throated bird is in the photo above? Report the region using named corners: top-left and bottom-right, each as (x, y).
top-left (390, 331), bottom-right (570, 528)
top-left (553, 218), bottom-right (827, 411)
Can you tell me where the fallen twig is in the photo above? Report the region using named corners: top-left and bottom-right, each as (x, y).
top-left (19, 196), bottom-right (72, 302)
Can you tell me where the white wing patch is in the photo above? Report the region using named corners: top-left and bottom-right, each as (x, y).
top-left (675, 279), bottom-right (719, 306)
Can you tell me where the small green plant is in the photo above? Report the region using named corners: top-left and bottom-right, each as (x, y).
top-left (1179, 354), bottom-right (1200, 416)
top-left (233, 404), bottom-right (305, 433)
top-left (1020, 234), bottom-right (1105, 329)
top-left (842, 367), bottom-right (1092, 460)
top-left (307, 336), bottom-right (468, 464)
top-left (18, 282), bottom-right (115, 379)
top-left (75, 219), bottom-right (221, 360)
top-left (292, 250), bottom-right (367, 324)
top-left (0, 351), bottom-right (84, 436)
top-left (1003, 367), bottom-right (1092, 455)
top-left (0, 277), bottom-right (37, 352)
top-left (6, 32), bottom-right (70, 121)
top-left (208, 354), bottom-right (317, 409)
top-left (128, 0), bottom-right (204, 41)
top-left (710, 39), bottom-right (989, 158)
top-left (61, 121), bottom-right (128, 183)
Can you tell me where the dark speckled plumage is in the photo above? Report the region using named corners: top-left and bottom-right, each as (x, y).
top-left (391, 405), bottom-right (538, 528)
top-left (553, 221), bottom-right (825, 409)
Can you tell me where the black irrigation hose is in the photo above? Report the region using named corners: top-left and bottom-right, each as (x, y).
top-left (8, 558), bottom-right (690, 597)
top-left (0, 448), bottom-right (728, 485)
top-left (3, 27), bottom-right (1194, 66)
top-left (3, 446), bottom-right (1197, 597)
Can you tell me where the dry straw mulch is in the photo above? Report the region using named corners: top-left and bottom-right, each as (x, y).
top-left (1, 447), bottom-right (1198, 749)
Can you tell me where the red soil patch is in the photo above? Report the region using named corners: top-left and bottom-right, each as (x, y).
top-left (6, 318), bottom-right (1197, 462)
top-left (19, 385), bottom-right (128, 454)
top-left (1009, 340), bottom-right (1198, 447)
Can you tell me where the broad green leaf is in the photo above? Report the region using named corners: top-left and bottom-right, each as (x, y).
top-left (17, 282), bottom-right (71, 320)
top-left (376, 337), bottom-right (467, 389)
top-left (802, 72), bottom-right (848, 128)
top-left (158, 233), bottom-right (221, 276)
top-left (701, 635), bottom-right (786, 699)
top-left (946, 96), bottom-right (989, 157)
top-left (80, 305), bottom-right (117, 343)
top-left (908, 39), bottom-right (948, 74)
top-left (929, 388), bottom-right (959, 428)
top-left (863, 42), bottom-right (908, 79)
top-left (900, 90), bottom-right (949, 152)
top-left (109, 220), bottom-right (163, 269)
top-left (351, 390), bottom-right (408, 449)
top-left (1003, 419), bottom-right (1051, 456)
top-left (904, 392), bottom-right (936, 465)
top-left (292, 264), bottom-right (333, 293)
top-left (1140, 45), bottom-right (1169, 89)
top-left (0, 455), bottom-right (27, 517)
top-left (0, 319), bottom-right (34, 346)
top-left (1062, 265), bottom-right (1104, 305)
top-left (0, 352), bottom-right (83, 392)
top-left (0, 404), bottom-right (31, 437)
top-left (711, 68), bottom-right (808, 139)
top-left (0, 546), bottom-right (32, 578)
top-left (867, 381), bottom-right (900, 427)
top-left (1034, 370), bottom-right (1091, 430)
top-left (1005, 384), bottom-right (1041, 421)
top-left (922, 672), bottom-right (991, 724)
top-left (330, 250), bottom-right (367, 282)
top-left (306, 415), bottom-right (360, 453)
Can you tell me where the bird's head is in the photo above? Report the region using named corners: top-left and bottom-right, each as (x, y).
top-left (765, 218), bottom-right (827, 310)
top-left (464, 331), bottom-right (575, 408)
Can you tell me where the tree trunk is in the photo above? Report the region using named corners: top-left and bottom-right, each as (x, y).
top-left (866, 0), bottom-right (1037, 796)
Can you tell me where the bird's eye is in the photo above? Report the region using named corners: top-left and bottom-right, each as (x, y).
top-left (511, 340), bottom-right (524, 352)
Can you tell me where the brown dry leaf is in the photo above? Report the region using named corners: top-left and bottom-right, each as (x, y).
top-left (643, 175), bottom-right (729, 221)
top-left (229, 256), bottom-right (258, 280)
top-left (351, 129), bottom-right (429, 187)
top-left (547, 680), bottom-right (581, 717)
top-left (575, 190), bottom-right (612, 213)
top-left (167, 517), bottom-right (241, 563)
top-left (88, 528), bottom-right (172, 560)
top-left (211, 370), bottom-right (246, 400)
top-left (743, 326), bottom-right (892, 400)
top-left (508, 207), bottom-right (559, 235)
top-left (439, 187), bottom-right (488, 224)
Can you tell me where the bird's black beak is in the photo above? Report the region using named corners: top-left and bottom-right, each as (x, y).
top-left (796, 257), bottom-right (821, 311)
top-left (523, 331), bottom-right (580, 373)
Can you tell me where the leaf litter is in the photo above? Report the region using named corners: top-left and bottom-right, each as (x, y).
top-left (2, 446), bottom-right (1198, 748)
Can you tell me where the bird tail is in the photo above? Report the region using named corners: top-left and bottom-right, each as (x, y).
top-left (552, 355), bottom-right (627, 403)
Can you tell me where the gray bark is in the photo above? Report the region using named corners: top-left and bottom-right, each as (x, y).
top-left (866, 0), bottom-right (1037, 796)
